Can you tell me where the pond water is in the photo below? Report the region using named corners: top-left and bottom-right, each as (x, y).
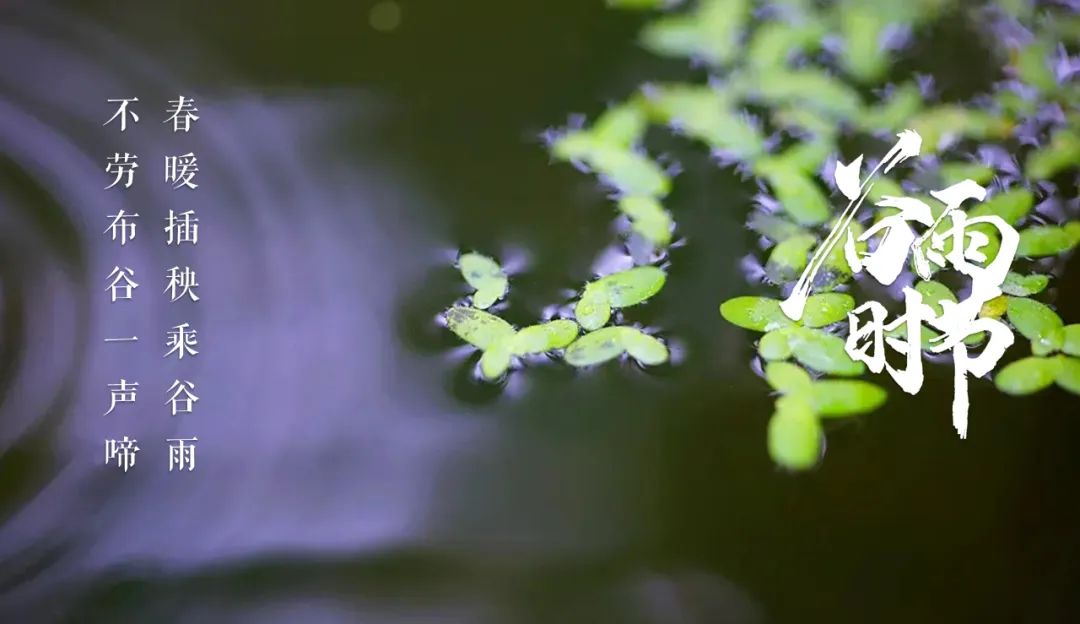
top-left (1, 1), bottom-right (1079, 622)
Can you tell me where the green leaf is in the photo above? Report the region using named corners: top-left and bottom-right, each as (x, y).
top-left (839, 7), bottom-right (888, 82)
top-left (980, 295), bottom-right (1008, 319)
top-left (909, 105), bottom-right (1010, 149)
top-left (1006, 297), bottom-right (1065, 354)
top-left (639, 0), bottom-right (749, 66)
top-left (767, 395), bottom-right (822, 471)
top-left (620, 327), bottom-right (669, 365)
top-left (445, 306), bottom-right (516, 349)
top-left (1001, 272), bottom-right (1050, 297)
top-left (590, 266), bottom-right (667, 308)
top-left (1026, 130), bottom-right (1080, 180)
top-left (747, 212), bottom-right (807, 242)
top-left (694, 0), bottom-right (750, 66)
top-left (801, 293), bottom-right (855, 328)
top-left (865, 176), bottom-right (905, 203)
top-left (1016, 225), bottom-right (1080, 257)
top-left (564, 327), bottom-right (626, 367)
top-left (645, 85), bottom-right (765, 158)
top-left (639, 16), bottom-right (702, 61)
top-left (994, 356), bottom-right (1059, 395)
top-left (1055, 356), bottom-right (1080, 395)
top-left (618, 196), bottom-right (674, 246)
top-left (511, 320), bottom-right (579, 355)
top-left (856, 82), bottom-right (922, 132)
top-left (746, 20), bottom-right (824, 70)
top-left (550, 130), bottom-right (601, 163)
top-left (720, 296), bottom-right (795, 332)
top-left (818, 221), bottom-right (866, 290)
top-left (938, 161), bottom-right (995, 186)
top-left (914, 280), bottom-right (956, 316)
top-left (810, 380), bottom-right (887, 417)
top-left (762, 167), bottom-right (831, 226)
top-left (765, 233), bottom-right (817, 284)
top-left (764, 361), bottom-right (812, 395)
top-left (968, 187), bottom-right (1033, 226)
top-left (750, 69), bottom-right (863, 119)
top-left (575, 288), bottom-right (613, 332)
top-left (592, 100), bottom-right (649, 147)
top-left (458, 252), bottom-right (508, 310)
top-left (1014, 42), bottom-right (1058, 93)
top-left (589, 147), bottom-right (672, 198)
top-left (1063, 325), bottom-right (1080, 357)
top-left (479, 341), bottom-right (513, 381)
top-left (759, 328), bottom-right (794, 361)
top-left (787, 327), bottom-right (865, 376)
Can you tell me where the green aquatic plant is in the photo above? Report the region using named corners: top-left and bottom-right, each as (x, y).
top-left (444, 252), bottom-right (669, 378)
top-left (441, 0), bottom-right (1079, 469)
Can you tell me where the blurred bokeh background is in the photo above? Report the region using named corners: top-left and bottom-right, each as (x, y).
top-left (0, 1), bottom-right (1079, 622)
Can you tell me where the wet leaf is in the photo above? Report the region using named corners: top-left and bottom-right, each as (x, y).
top-left (980, 295), bottom-right (1008, 319)
top-left (1026, 130), bottom-right (1080, 180)
top-left (620, 327), bottom-right (669, 365)
top-left (720, 296), bottom-right (795, 332)
top-left (762, 167), bottom-right (831, 226)
top-left (1055, 356), bottom-right (1080, 395)
top-left (765, 233), bottom-right (817, 283)
top-left (767, 395), bottom-right (822, 471)
top-left (995, 356), bottom-right (1059, 395)
top-left (801, 293), bottom-right (855, 328)
top-left (445, 306), bottom-right (516, 349)
top-left (810, 380), bottom-right (887, 417)
top-left (819, 221), bottom-right (866, 289)
top-left (459, 252), bottom-right (508, 309)
top-left (759, 328), bottom-right (794, 361)
top-left (1016, 224), bottom-right (1080, 257)
top-left (788, 327), bottom-right (865, 376)
top-left (1063, 325), bottom-right (1080, 357)
top-left (914, 280), bottom-right (956, 316)
top-left (564, 326), bottom-right (626, 367)
top-left (575, 288), bottom-right (613, 331)
top-left (511, 320), bottom-right (579, 355)
top-left (619, 196), bottom-right (673, 246)
top-left (747, 212), bottom-right (807, 242)
top-left (590, 266), bottom-right (667, 308)
top-left (1001, 272), bottom-right (1049, 297)
top-left (764, 361), bottom-right (812, 395)
top-left (1006, 297), bottom-right (1065, 353)
top-left (479, 341), bottom-right (513, 381)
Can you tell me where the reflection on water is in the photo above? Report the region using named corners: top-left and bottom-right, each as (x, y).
top-left (0, 2), bottom-right (1079, 623)
top-left (0, 5), bottom-right (762, 623)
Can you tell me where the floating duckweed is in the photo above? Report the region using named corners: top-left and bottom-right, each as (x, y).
top-left (767, 395), bottom-right (822, 471)
top-left (459, 252), bottom-right (508, 310)
top-left (445, 306), bottom-right (515, 349)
